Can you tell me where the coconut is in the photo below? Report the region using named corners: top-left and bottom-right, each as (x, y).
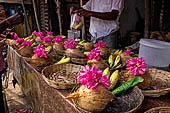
top-left (87, 59), bottom-right (109, 70)
top-left (17, 46), bottom-right (33, 57)
top-left (66, 85), bottom-right (114, 112)
top-left (120, 70), bottom-right (152, 89)
top-left (83, 43), bottom-right (93, 51)
top-left (120, 53), bottom-right (132, 64)
top-left (99, 47), bottom-right (110, 58)
top-left (30, 55), bottom-right (54, 67)
top-left (35, 37), bottom-right (42, 43)
top-left (65, 49), bottom-right (85, 58)
top-left (53, 42), bottom-right (65, 51)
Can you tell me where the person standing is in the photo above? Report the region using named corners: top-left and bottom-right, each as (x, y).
top-left (70, 0), bottom-right (124, 49)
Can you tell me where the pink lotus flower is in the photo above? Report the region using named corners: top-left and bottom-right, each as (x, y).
top-left (124, 49), bottom-right (131, 55)
top-left (94, 41), bottom-right (106, 48)
top-left (78, 65), bottom-right (111, 90)
top-left (126, 57), bottom-right (146, 75)
top-left (87, 48), bottom-right (101, 61)
top-left (34, 44), bottom-right (48, 58)
top-left (76, 16), bottom-right (81, 23)
top-left (48, 32), bottom-right (53, 36)
top-left (54, 36), bottom-right (63, 44)
top-left (21, 41), bottom-right (32, 47)
top-left (64, 39), bottom-right (77, 49)
top-left (14, 33), bottom-right (18, 40)
top-left (16, 38), bottom-right (24, 44)
top-left (43, 36), bottom-right (52, 43)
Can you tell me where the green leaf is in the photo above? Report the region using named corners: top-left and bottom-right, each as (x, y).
top-left (112, 76), bottom-right (144, 96)
top-left (81, 49), bottom-right (86, 53)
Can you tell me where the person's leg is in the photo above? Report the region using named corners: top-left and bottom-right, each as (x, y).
top-left (0, 71), bottom-right (5, 113)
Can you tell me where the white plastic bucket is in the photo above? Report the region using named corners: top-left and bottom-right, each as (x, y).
top-left (139, 39), bottom-right (170, 69)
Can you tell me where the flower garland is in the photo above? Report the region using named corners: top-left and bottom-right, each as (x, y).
top-left (64, 39), bottom-right (77, 49)
top-left (34, 44), bottom-right (48, 58)
top-left (78, 65), bottom-right (111, 90)
top-left (126, 57), bottom-right (146, 75)
top-left (94, 41), bottom-right (106, 48)
top-left (54, 36), bottom-right (63, 44)
top-left (21, 41), bottom-right (32, 47)
top-left (87, 48), bottom-right (101, 61)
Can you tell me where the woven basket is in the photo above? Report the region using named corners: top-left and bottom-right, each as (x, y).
top-left (71, 82), bottom-right (144, 113)
top-left (145, 107), bottom-right (170, 113)
top-left (71, 57), bottom-right (88, 65)
top-left (42, 64), bottom-right (83, 89)
top-left (141, 68), bottom-right (170, 97)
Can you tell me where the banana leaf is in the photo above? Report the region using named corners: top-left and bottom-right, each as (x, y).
top-left (112, 76), bottom-right (144, 96)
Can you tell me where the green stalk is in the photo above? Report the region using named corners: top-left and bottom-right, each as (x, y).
top-left (112, 76), bottom-right (144, 96)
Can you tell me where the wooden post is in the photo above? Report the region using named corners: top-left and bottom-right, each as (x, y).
top-left (144, 0), bottom-right (150, 38)
top-left (54, 0), bottom-right (63, 35)
top-left (80, 0), bottom-right (86, 40)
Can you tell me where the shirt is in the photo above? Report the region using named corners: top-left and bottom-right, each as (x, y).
top-left (0, 49), bottom-right (5, 72)
top-left (82, 0), bottom-right (124, 39)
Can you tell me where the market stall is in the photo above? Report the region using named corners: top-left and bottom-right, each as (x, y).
top-left (5, 30), bottom-right (170, 112)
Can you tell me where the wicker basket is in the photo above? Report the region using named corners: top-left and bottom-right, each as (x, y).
top-left (71, 82), bottom-right (144, 113)
top-left (71, 57), bottom-right (88, 65)
top-left (141, 68), bottom-right (170, 97)
top-left (42, 64), bottom-right (83, 89)
top-left (145, 107), bottom-right (170, 113)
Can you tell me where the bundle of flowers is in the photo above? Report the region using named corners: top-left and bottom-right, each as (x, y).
top-left (30, 44), bottom-right (54, 67)
top-left (121, 57), bottom-right (151, 89)
top-left (87, 48), bottom-right (108, 70)
top-left (16, 38), bottom-right (24, 45)
top-left (94, 41), bottom-right (110, 58)
top-left (66, 65), bottom-right (114, 112)
top-left (34, 44), bottom-right (48, 58)
top-left (65, 39), bottom-right (84, 58)
top-left (53, 36), bottom-right (65, 51)
top-left (17, 40), bottom-right (33, 57)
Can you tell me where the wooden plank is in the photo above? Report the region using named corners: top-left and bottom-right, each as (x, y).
top-left (0, 0), bottom-right (31, 4)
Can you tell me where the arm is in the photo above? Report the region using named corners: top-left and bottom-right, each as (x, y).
top-left (74, 9), bottom-right (119, 20)
top-left (0, 13), bottom-right (24, 34)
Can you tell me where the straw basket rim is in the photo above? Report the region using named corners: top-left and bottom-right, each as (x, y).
top-left (71, 57), bottom-right (88, 65)
top-left (71, 84), bottom-right (144, 113)
top-left (42, 63), bottom-right (83, 89)
top-left (144, 107), bottom-right (170, 113)
top-left (141, 68), bottom-right (170, 97)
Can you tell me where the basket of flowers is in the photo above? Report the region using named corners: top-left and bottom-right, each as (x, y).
top-left (120, 57), bottom-right (170, 97)
top-left (53, 35), bottom-right (65, 55)
top-left (66, 65), bottom-right (144, 113)
top-left (87, 48), bottom-right (108, 70)
top-left (27, 44), bottom-right (54, 67)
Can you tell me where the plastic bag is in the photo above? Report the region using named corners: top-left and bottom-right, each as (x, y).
top-left (70, 14), bottom-right (83, 30)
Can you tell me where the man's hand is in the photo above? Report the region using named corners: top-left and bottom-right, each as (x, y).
top-left (7, 13), bottom-right (24, 26)
top-left (70, 6), bottom-right (79, 15)
top-left (74, 9), bottom-right (92, 17)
